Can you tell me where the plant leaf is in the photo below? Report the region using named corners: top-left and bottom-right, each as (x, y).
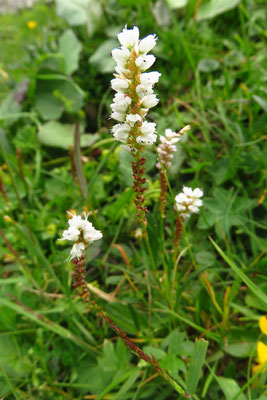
top-left (209, 237), bottom-right (267, 307)
top-left (186, 339), bottom-right (209, 395)
top-left (217, 377), bottom-right (246, 400)
top-left (59, 29), bottom-right (82, 75)
top-left (166, 0), bottom-right (188, 9)
top-left (196, 0), bottom-right (241, 21)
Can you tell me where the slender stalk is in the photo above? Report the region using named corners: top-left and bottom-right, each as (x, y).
top-left (72, 256), bottom-right (186, 397)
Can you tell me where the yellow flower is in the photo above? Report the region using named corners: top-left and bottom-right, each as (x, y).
top-left (259, 316), bottom-right (267, 335)
top-left (27, 21), bottom-right (37, 29)
top-left (252, 341), bottom-right (267, 374)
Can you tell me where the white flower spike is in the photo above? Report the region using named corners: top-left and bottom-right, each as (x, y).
top-left (110, 25), bottom-right (161, 151)
top-left (156, 126), bottom-right (190, 170)
top-left (60, 211), bottom-right (102, 261)
top-left (175, 187), bottom-right (203, 220)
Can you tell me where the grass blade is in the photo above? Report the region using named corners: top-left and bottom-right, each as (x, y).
top-left (209, 237), bottom-right (267, 306)
top-left (0, 297), bottom-right (96, 352)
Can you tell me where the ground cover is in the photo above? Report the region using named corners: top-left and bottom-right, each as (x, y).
top-left (0, 0), bottom-right (266, 399)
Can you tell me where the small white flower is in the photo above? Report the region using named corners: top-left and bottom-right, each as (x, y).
top-left (111, 93), bottom-right (132, 112)
top-left (142, 94), bottom-right (159, 109)
top-left (140, 71), bottom-right (161, 86)
top-left (126, 113), bottom-right (142, 126)
top-left (136, 133), bottom-right (157, 145)
top-left (139, 34), bottom-right (157, 54)
top-left (140, 121), bottom-right (156, 135)
top-left (61, 212), bottom-right (102, 261)
top-left (111, 112), bottom-right (126, 122)
top-left (112, 123), bottom-right (131, 143)
top-left (111, 78), bottom-right (129, 92)
top-left (175, 187), bottom-right (203, 219)
top-left (68, 242), bottom-right (85, 261)
top-left (120, 144), bottom-right (137, 154)
top-left (135, 55), bottom-right (156, 71)
top-left (118, 26), bottom-right (139, 49)
top-left (136, 84), bottom-right (154, 98)
top-left (115, 66), bottom-right (130, 76)
top-left (112, 48), bottom-right (130, 65)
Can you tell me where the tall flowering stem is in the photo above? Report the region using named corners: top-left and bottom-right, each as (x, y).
top-left (71, 258), bottom-right (186, 396)
top-left (110, 26), bottom-right (161, 226)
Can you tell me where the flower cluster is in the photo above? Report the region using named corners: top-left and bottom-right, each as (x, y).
top-left (111, 26), bottom-right (160, 151)
top-left (175, 187), bottom-right (203, 220)
top-left (156, 126), bottom-right (190, 170)
top-left (60, 211), bottom-right (102, 261)
top-left (253, 315), bottom-right (267, 374)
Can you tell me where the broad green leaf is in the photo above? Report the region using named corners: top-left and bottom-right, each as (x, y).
top-left (143, 346), bottom-right (166, 360)
top-left (35, 78), bottom-right (84, 120)
top-left (217, 377), bottom-right (246, 400)
top-left (196, 0), bottom-right (241, 21)
top-left (152, 0), bottom-right (172, 27)
top-left (87, 0), bottom-right (103, 37)
top-left (89, 39), bottom-right (117, 74)
top-left (166, 0), bottom-right (188, 9)
top-left (0, 92), bottom-right (21, 125)
top-left (198, 188), bottom-right (257, 237)
top-left (56, 0), bottom-right (89, 25)
top-left (59, 29), bottom-right (82, 75)
top-left (198, 58), bottom-right (220, 73)
top-left (186, 339), bottom-right (208, 395)
top-left (38, 121), bottom-right (98, 150)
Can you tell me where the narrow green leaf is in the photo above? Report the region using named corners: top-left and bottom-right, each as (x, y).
top-left (113, 369), bottom-right (140, 399)
top-left (0, 297), bottom-right (95, 351)
top-left (186, 338), bottom-right (209, 395)
top-left (209, 237), bottom-right (267, 306)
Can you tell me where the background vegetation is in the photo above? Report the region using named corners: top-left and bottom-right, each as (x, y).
top-left (0, 0), bottom-right (266, 399)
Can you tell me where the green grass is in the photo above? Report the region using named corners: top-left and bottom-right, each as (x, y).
top-left (0, 0), bottom-right (266, 399)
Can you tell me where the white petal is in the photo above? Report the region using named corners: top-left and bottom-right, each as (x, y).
top-left (139, 34), bottom-right (157, 54)
top-left (136, 133), bottom-right (157, 145)
top-left (111, 48), bottom-right (130, 65)
top-left (136, 84), bottom-right (154, 98)
top-left (183, 187), bottom-right (193, 196)
top-left (111, 78), bottom-right (129, 92)
top-left (111, 112), bottom-right (126, 122)
top-left (140, 71), bottom-right (161, 86)
top-left (126, 113), bottom-right (142, 126)
top-left (140, 121), bottom-right (156, 135)
top-left (141, 94), bottom-right (159, 108)
top-left (120, 144), bottom-right (137, 154)
top-left (192, 188), bottom-right (203, 198)
top-left (118, 26), bottom-right (139, 49)
top-left (68, 242), bottom-right (85, 261)
top-left (135, 55), bottom-right (156, 71)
